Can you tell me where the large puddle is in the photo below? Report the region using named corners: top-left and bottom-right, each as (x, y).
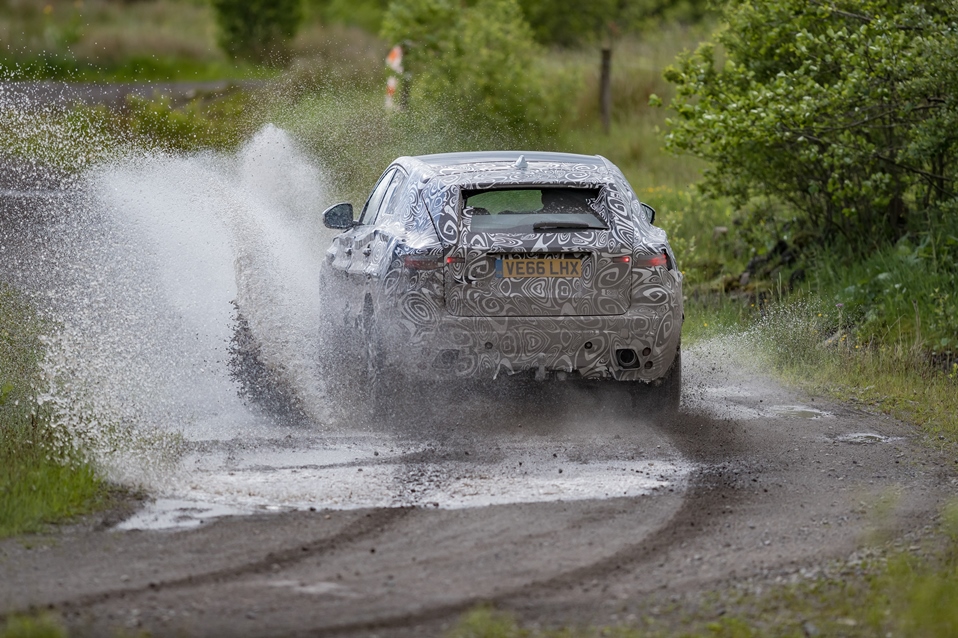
top-left (118, 431), bottom-right (691, 530)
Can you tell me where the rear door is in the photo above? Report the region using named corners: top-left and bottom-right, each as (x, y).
top-left (444, 186), bottom-right (632, 317)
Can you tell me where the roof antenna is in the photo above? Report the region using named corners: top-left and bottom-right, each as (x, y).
top-left (514, 154), bottom-right (528, 170)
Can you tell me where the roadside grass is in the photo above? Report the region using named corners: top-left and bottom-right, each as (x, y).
top-left (0, 284), bottom-right (106, 538)
top-left (0, 613), bottom-right (65, 638)
top-left (680, 288), bottom-right (958, 444)
top-left (806, 233), bottom-right (958, 359)
top-left (0, 88), bottom-right (253, 171)
top-left (747, 297), bottom-right (958, 443)
top-left (0, 0), bottom-right (255, 82)
top-left (445, 506), bottom-right (958, 638)
top-left (0, 0), bottom-right (382, 83)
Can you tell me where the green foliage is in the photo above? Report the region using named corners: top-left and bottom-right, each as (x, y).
top-left (813, 231), bottom-right (958, 353)
top-left (381, 0), bottom-right (567, 142)
top-left (123, 93), bottom-right (249, 152)
top-left (0, 0), bottom-right (269, 82)
top-left (0, 614), bottom-right (65, 638)
top-left (517, 0), bottom-right (712, 47)
top-left (447, 608), bottom-right (525, 638)
top-left (212, 0), bottom-right (304, 65)
top-left (0, 285), bottom-right (105, 537)
top-left (305, 0), bottom-right (389, 32)
top-left (664, 0), bottom-right (958, 255)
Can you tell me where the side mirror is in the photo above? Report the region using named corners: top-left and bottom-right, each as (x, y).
top-left (640, 202), bottom-right (656, 225)
top-left (323, 202), bottom-right (355, 229)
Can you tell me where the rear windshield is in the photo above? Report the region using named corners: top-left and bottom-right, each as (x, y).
top-left (463, 187), bottom-right (607, 233)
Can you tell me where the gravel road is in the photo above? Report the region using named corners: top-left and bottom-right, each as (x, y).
top-left (1, 343), bottom-right (952, 637)
top-left (0, 93), bottom-right (955, 635)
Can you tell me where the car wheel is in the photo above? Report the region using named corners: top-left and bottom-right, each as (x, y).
top-left (361, 300), bottom-right (395, 423)
top-left (317, 265), bottom-right (360, 414)
top-left (630, 345), bottom-right (681, 420)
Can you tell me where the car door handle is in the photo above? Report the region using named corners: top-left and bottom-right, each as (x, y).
top-left (362, 246), bottom-right (372, 257)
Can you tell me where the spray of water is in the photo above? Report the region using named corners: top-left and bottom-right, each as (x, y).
top-left (3, 120), bottom-right (339, 485)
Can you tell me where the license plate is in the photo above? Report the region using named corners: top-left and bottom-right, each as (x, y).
top-left (496, 257), bottom-right (583, 278)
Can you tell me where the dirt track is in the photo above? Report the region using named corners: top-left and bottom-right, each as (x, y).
top-left (1, 88), bottom-right (955, 635)
top-left (2, 347), bottom-right (953, 637)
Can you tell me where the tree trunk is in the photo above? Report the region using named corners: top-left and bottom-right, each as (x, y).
top-left (600, 47), bottom-right (612, 134)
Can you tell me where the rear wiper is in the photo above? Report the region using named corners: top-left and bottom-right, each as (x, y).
top-left (532, 221), bottom-right (596, 231)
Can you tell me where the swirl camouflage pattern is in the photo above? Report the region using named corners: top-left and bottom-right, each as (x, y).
top-left (320, 151), bottom-right (683, 407)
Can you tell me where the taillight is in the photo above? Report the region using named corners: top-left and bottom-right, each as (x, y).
top-left (634, 252), bottom-right (668, 268)
top-left (402, 255), bottom-right (444, 270)
top-left (445, 255), bottom-right (465, 264)
top-left (611, 255), bottom-right (631, 264)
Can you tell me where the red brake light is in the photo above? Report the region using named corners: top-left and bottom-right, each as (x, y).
top-left (403, 255), bottom-right (444, 270)
top-left (612, 255), bottom-right (631, 264)
top-left (635, 253), bottom-right (668, 268)
top-left (446, 255), bottom-right (465, 264)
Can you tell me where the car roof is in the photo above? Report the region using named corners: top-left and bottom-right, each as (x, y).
top-left (412, 150), bottom-right (607, 168)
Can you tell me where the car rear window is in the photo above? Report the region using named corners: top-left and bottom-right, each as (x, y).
top-left (463, 187), bottom-right (607, 233)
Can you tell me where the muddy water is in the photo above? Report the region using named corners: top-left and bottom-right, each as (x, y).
top-left (119, 432), bottom-right (690, 530)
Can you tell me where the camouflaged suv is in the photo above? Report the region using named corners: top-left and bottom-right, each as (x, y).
top-left (320, 151), bottom-right (683, 411)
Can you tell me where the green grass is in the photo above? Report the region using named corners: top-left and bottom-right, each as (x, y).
top-left (745, 296), bottom-right (958, 443)
top-left (0, 614), bottom-right (65, 638)
top-left (0, 0), bottom-right (250, 81)
top-left (0, 285), bottom-right (106, 538)
top-left (0, 0), bottom-right (385, 82)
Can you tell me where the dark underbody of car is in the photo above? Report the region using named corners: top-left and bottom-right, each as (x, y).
top-left (319, 151), bottom-right (683, 415)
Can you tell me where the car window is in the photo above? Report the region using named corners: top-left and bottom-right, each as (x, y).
top-left (375, 170), bottom-right (408, 226)
top-left (360, 168), bottom-right (398, 226)
top-left (463, 187), bottom-right (607, 233)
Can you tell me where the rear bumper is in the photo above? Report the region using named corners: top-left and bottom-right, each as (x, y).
top-left (386, 303), bottom-right (682, 382)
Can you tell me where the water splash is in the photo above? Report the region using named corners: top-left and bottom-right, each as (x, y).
top-left (4, 122), bottom-right (337, 485)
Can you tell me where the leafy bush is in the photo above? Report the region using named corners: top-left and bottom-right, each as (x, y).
top-left (381, 0), bottom-right (569, 143)
top-left (663, 0), bottom-right (958, 255)
top-left (212, 0), bottom-right (304, 65)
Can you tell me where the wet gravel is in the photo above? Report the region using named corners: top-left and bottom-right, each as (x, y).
top-left (2, 350), bottom-right (954, 637)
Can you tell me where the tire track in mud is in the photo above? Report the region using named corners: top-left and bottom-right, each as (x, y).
top-left (26, 508), bottom-right (411, 618)
top-left (50, 412), bottom-right (739, 638)
top-left (265, 413), bottom-right (749, 638)
top-left (11, 386), bottom-right (948, 638)
top-left (230, 404), bottom-right (942, 638)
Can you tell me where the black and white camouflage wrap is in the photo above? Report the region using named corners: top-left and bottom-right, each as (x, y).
top-left (324, 151), bottom-right (682, 383)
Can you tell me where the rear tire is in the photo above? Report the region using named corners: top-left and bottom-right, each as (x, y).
top-left (362, 301), bottom-right (408, 426)
top-left (630, 345), bottom-right (681, 420)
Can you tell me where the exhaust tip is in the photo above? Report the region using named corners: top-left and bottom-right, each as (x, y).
top-left (615, 349), bottom-right (639, 369)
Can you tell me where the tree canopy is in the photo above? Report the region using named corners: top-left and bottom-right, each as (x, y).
top-left (518, 0), bottom-right (711, 47)
top-left (663, 0), bottom-right (958, 253)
